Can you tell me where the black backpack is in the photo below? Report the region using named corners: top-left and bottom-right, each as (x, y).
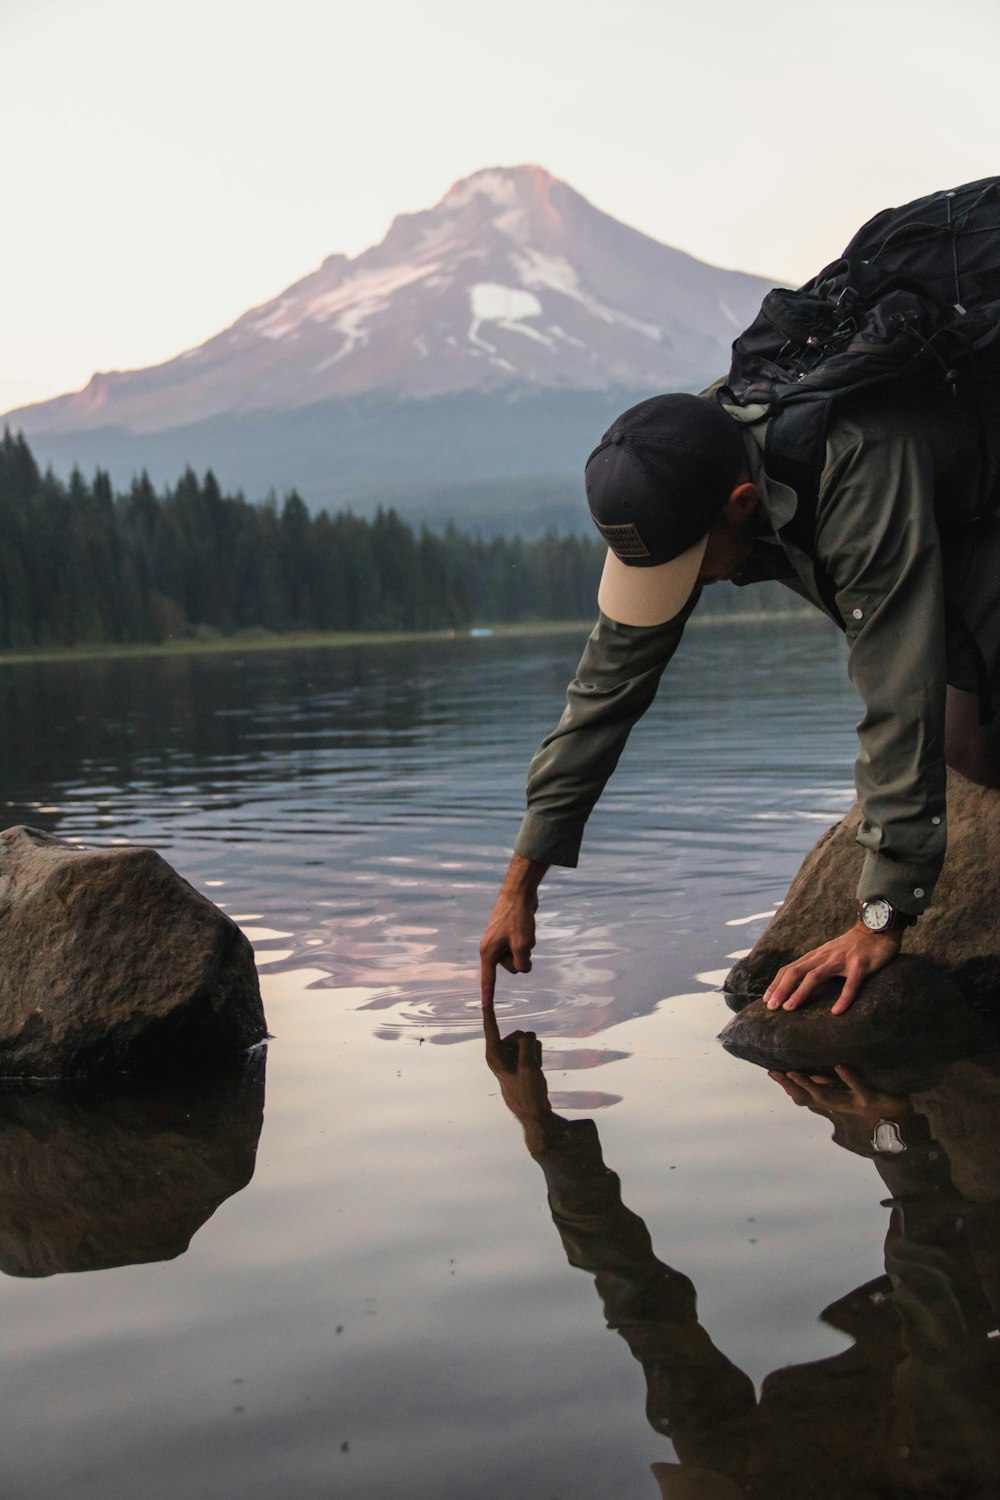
top-left (723, 176), bottom-right (1000, 526)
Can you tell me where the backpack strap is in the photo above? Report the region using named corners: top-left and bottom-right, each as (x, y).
top-left (763, 400), bottom-right (845, 628)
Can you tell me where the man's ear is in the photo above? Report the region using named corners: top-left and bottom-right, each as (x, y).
top-left (726, 480), bottom-right (762, 520)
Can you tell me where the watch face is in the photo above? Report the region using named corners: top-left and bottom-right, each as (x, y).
top-left (863, 898), bottom-right (892, 931)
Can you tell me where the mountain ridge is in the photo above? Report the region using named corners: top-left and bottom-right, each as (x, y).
top-left (6, 166), bottom-right (776, 521)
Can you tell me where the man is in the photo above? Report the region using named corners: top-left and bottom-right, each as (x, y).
top-left (479, 384), bottom-right (1000, 1015)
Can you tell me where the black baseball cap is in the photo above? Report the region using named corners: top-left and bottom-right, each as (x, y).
top-left (585, 393), bottom-right (745, 625)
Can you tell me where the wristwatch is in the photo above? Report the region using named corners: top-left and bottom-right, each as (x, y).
top-left (857, 897), bottom-right (917, 934)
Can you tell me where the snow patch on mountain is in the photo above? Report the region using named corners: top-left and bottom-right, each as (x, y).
top-left (445, 169), bottom-right (528, 210)
top-left (307, 260), bottom-right (443, 325)
top-left (512, 247), bottom-right (663, 341)
top-left (494, 208), bottom-right (530, 242)
top-left (468, 283), bottom-right (549, 364)
top-left (251, 259), bottom-right (447, 359)
top-left (469, 284), bottom-right (542, 322)
top-left (255, 296), bottom-right (300, 342)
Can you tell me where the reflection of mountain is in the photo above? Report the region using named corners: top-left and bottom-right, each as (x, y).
top-left (4, 166), bottom-right (774, 523)
top-left (0, 1053), bottom-right (264, 1276)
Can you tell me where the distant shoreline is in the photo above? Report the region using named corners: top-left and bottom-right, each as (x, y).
top-left (0, 610), bottom-right (821, 668)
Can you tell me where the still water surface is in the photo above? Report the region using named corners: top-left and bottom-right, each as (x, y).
top-left (0, 621), bottom-right (997, 1499)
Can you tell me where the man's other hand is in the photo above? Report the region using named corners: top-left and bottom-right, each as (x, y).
top-left (762, 923), bottom-right (901, 1015)
top-left (479, 854), bottom-right (548, 1006)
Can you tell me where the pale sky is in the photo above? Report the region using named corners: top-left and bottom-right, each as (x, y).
top-left (3, 0), bottom-right (998, 413)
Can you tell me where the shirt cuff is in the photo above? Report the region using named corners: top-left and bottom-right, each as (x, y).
top-left (514, 810), bottom-right (585, 868)
top-left (856, 850), bottom-right (935, 916)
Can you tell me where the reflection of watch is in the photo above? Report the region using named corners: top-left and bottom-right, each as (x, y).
top-left (857, 898), bottom-right (917, 934)
top-left (872, 1119), bottom-right (907, 1155)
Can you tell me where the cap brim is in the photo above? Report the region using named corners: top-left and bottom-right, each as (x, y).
top-left (597, 535), bottom-right (708, 627)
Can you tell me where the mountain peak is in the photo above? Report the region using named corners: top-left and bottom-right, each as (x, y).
top-left (443, 164), bottom-right (559, 209)
top-left (7, 166), bottom-right (773, 436)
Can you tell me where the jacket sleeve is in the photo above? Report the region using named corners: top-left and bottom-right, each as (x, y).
top-left (815, 416), bottom-right (949, 915)
top-left (513, 603), bottom-right (693, 867)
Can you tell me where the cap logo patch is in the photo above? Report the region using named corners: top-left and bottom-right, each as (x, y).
top-left (594, 520), bottom-right (651, 559)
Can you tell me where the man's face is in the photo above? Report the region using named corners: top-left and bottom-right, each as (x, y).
top-left (696, 487), bottom-right (762, 586)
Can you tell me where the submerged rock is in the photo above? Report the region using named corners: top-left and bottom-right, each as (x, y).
top-left (0, 826), bottom-right (266, 1077)
top-left (725, 773), bottom-right (1000, 1006)
top-left (0, 1051), bottom-right (265, 1276)
top-left (719, 955), bottom-right (985, 1074)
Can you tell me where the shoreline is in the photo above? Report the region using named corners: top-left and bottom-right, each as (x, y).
top-left (0, 609), bottom-right (819, 668)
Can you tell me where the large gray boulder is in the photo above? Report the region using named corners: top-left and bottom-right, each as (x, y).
top-left (0, 826), bottom-right (266, 1077)
top-left (725, 772), bottom-right (1000, 1006)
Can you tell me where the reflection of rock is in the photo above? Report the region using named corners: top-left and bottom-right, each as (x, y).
top-left (0, 1050), bottom-right (265, 1276)
top-left (913, 1053), bottom-right (1000, 1204)
top-left (0, 826), bottom-right (266, 1076)
top-left (718, 955), bottom-right (985, 1073)
top-left (725, 774), bottom-right (1000, 1003)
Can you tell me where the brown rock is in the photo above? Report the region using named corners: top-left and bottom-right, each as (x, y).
top-left (0, 1053), bottom-right (264, 1276)
top-left (0, 826), bottom-right (266, 1077)
top-left (718, 955), bottom-right (985, 1074)
top-left (725, 772), bottom-right (1000, 1004)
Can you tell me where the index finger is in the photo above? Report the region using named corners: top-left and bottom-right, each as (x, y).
top-left (480, 951), bottom-right (498, 1008)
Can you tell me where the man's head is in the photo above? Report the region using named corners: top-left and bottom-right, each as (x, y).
top-left (585, 394), bottom-right (760, 626)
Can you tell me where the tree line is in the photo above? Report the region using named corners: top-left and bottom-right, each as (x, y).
top-left (0, 428), bottom-right (804, 649)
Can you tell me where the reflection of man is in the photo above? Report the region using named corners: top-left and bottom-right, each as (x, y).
top-left (480, 385), bottom-right (1000, 1014)
top-left (484, 1009), bottom-right (1000, 1499)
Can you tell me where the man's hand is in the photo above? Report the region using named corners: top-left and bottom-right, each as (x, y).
top-left (763, 922), bottom-right (901, 1015)
top-left (479, 854), bottom-right (548, 1006)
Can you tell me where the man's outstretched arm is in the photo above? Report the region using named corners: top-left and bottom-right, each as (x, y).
top-left (479, 605), bottom-right (693, 1005)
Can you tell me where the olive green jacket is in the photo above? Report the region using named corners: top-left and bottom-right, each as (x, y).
top-left (515, 384), bottom-right (1000, 915)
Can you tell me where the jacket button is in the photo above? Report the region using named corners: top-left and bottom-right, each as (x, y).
top-left (932, 816), bottom-right (941, 825)
top-left (852, 607), bottom-right (864, 620)
top-left (914, 888), bottom-right (925, 898)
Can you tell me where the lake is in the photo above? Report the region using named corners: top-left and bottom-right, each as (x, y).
top-left (0, 619), bottom-right (997, 1500)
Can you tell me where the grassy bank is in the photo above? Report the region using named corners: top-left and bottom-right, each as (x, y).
top-left (0, 609), bottom-right (822, 668)
top-left (0, 620), bottom-right (597, 667)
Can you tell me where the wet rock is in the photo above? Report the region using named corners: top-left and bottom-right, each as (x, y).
top-left (0, 1051), bottom-right (265, 1276)
top-left (0, 826), bottom-right (266, 1077)
top-left (718, 955), bottom-right (984, 1073)
top-left (725, 773), bottom-right (1000, 1005)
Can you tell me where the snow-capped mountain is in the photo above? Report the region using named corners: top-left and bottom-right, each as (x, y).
top-left (6, 167), bottom-right (775, 520)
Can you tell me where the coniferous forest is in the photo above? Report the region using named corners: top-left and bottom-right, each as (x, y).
top-left (0, 428), bottom-right (804, 649)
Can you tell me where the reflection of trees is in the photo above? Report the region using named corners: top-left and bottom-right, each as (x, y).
top-left (0, 1051), bottom-right (264, 1276)
top-left (485, 1013), bottom-right (1000, 1499)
